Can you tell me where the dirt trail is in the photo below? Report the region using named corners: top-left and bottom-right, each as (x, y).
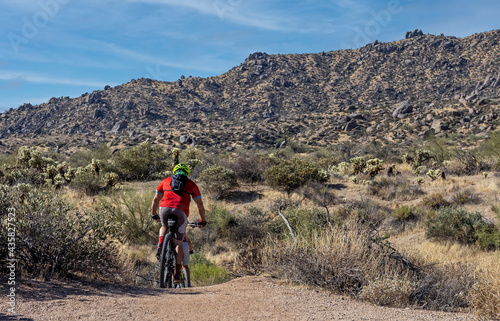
top-left (12, 276), bottom-right (472, 321)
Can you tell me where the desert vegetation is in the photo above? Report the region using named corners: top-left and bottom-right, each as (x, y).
top-left (1, 132), bottom-right (500, 320)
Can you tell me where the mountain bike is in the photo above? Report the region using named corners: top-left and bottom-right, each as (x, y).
top-left (157, 217), bottom-right (200, 288)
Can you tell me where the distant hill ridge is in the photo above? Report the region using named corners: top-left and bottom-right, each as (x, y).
top-left (0, 29), bottom-right (499, 153)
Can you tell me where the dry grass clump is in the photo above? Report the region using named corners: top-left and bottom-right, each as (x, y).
top-left (469, 264), bottom-right (500, 321)
top-left (359, 278), bottom-right (415, 308)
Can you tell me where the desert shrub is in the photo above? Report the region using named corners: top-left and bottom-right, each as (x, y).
top-left (112, 143), bottom-right (172, 180)
top-left (206, 206), bottom-right (237, 238)
top-left (70, 160), bottom-right (118, 195)
top-left (425, 136), bottom-right (455, 164)
top-left (478, 131), bottom-right (500, 160)
top-left (425, 207), bottom-right (495, 246)
top-left (449, 188), bottom-right (480, 206)
top-left (100, 190), bottom-right (157, 245)
top-left (226, 152), bottom-right (268, 183)
top-left (368, 177), bottom-right (425, 201)
top-left (264, 158), bottom-right (329, 193)
top-left (230, 207), bottom-right (270, 243)
top-left (297, 181), bottom-right (336, 209)
top-left (444, 151), bottom-right (487, 176)
top-left (420, 193), bottom-right (449, 210)
top-left (402, 149), bottom-right (434, 168)
top-left (198, 165), bottom-right (238, 199)
top-left (392, 205), bottom-right (420, 222)
top-left (475, 225), bottom-right (500, 250)
top-left (180, 147), bottom-right (204, 178)
top-left (267, 206), bottom-right (330, 239)
top-left (189, 252), bottom-right (231, 286)
top-left (335, 199), bottom-right (390, 229)
top-left (69, 143), bottom-right (112, 168)
top-left (204, 206), bottom-right (269, 244)
top-left (0, 187), bottom-right (120, 279)
top-left (307, 148), bottom-right (338, 170)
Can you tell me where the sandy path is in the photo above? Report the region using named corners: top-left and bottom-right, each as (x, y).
top-left (10, 276), bottom-right (472, 321)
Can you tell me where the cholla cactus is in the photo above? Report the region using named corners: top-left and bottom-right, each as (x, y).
top-left (415, 149), bottom-right (433, 167)
top-left (90, 159), bottom-right (102, 175)
top-left (416, 177), bottom-right (424, 185)
top-left (105, 172), bottom-right (119, 187)
top-left (337, 162), bottom-right (352, 175)
top-left (350, 157), bottom-right (366, 174)
top-left (402, 153), bottom-right (414, 165)
top-left (366, 158), bottom-right (384, 177)
top-left (414, 165), bottom-right (427, 176)
top-left (426, 169), bottom-right (441, 181)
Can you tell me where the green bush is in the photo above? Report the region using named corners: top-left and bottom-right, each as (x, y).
top-left (189, 252), bottom-right (231, 286)
top-left (421, 193), bottom-right (449, 210)
top-left (100, 190), bottom-right (157, 245)
top-left (112, 143), bottom-right (172, 180)
top-left (264, 158), bottom-right (330, 193)
top-left (425, 207), bottom-right (495, 246)
top-left (69, 143), bottom-right (112, 168)
top-left (206, 206), bottom-right (237, 238)
top-left (392, 205), bottom-right (419, 222)
top-left (70, 160), bottom-right (118, 195)
top-left (267, 206), bottom-right (330, 239)
top-left (0, 187), bottom-right (120, 279)
top-left (198, 165), bottom-right (238, 199)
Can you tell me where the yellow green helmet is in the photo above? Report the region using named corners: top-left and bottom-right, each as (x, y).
top-left (173, 163), bottom-right (190, 176)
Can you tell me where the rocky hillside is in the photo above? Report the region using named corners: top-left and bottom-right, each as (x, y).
top-left (1, 29), bottom-right (499, 154)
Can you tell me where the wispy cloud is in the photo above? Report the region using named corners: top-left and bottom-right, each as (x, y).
top-left (127, 0), bottom-right (298, 31)
top-left (0, 71), bottom-right (109, 87)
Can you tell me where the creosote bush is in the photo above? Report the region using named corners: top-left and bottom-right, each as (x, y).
top-left (265, 158), bottom-right (329, 193)
top-left (426, 206), bottom-right (499, 249)
top-left (0, 186), bottom-right (121, 280)
top-left (112, 143), bottom-right (172, 180)
top-left (198, 165), bottom-right (238, 199)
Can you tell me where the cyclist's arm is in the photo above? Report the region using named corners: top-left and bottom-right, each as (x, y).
top-left (151, 192), bottom-right (162, 215)
top-left (193, 197), bottom-right (206, 222)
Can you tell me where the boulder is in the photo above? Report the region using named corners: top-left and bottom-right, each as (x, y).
top-left (180, 135), bottom-right (191, 144)
top-left (110, 121), bottom-right (128, 133)
top-left (87, 91), bottom-right (102, 104)
top-left (392, 101), bottom-right (413, 119)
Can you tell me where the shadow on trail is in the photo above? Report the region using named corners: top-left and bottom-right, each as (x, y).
top-left (223, 190), bottom-right (264, 204)
top-left (14, 278), bottom-right (202, 302)
top-left (326, 183), bottom-right (347, 190)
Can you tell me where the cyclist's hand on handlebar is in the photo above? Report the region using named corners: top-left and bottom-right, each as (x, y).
top-left (151, 213), bottom-right (160, 221)
top-left (198, 220), bottom-right (207, 227)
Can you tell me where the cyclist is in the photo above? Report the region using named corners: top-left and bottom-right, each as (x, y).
top-left (151, 163), bottom-right (206, 284)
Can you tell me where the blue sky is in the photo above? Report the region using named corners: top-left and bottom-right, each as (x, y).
top-left (0, 0), bottom-right (499, 112)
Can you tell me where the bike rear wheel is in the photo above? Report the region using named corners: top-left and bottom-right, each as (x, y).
top-left (159, 234), bottom-right (176, 288)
